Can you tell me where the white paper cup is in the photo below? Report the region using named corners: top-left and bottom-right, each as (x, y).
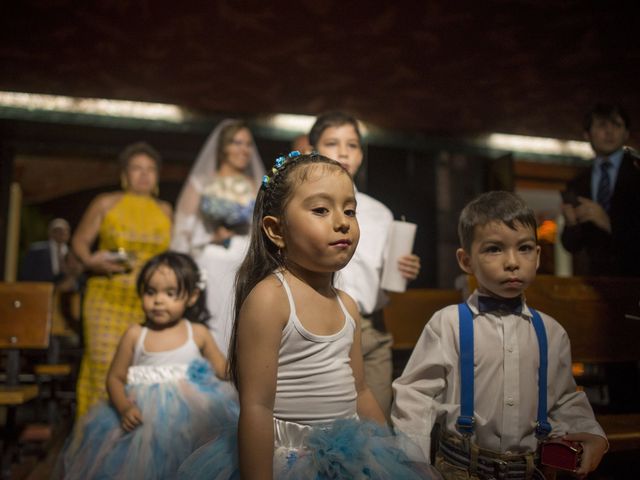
top-left (380, 220), bottom-right (417, 292)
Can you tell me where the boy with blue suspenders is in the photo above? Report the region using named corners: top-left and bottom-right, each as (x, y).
top-left (392, 191), bottom-right (608, 479)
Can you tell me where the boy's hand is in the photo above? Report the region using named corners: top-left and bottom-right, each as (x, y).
top-left (397, 254), bottom-right (421, 281)
top-left (121, 404), bottom-right (143, 432)
top-left (563, 432), bottom-right (608, 478)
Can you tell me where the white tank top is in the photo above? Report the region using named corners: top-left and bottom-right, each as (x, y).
top-left (132, 320), bottom-right (202, 367)
top-left (272, 272), bottom-right (358, 425)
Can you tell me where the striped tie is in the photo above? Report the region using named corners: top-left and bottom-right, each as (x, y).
top-left (597, 159), bottom-right (612, 212)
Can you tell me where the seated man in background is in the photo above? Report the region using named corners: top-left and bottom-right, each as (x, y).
top-left (19, 217), bottom-right (72, 284)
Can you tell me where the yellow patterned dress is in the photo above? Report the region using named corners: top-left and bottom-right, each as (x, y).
top-left (75, 193), bottom-right (171, 418)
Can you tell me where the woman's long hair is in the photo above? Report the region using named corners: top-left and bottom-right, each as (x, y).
top-left (227, 153), bottom-right (344, 387)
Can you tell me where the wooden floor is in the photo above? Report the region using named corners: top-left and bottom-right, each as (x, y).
top-left (2, 419), bottom-right (70, 480)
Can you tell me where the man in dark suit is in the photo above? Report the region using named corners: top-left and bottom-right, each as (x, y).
top-left (561, 103), bottom-right (640, 277)
top-left (561, 104), bottom-right (640, 414)
top-left (19, 218), bottom-right (71, 283)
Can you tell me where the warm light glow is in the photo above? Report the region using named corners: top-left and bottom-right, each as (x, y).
top-left (537, 219), bottom-right (557, 243)
top-left (0, 91), bottom-right (188, 122)
top-left (265, 113), bottom-right (369, 136)
top-left (572, 362), bottom-right (585, 377)
top-left (486, 133), bottom-right (592, 159)
top-left (267, 114), bottom-right (316, 133)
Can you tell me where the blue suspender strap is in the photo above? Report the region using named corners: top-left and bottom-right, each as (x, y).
top-left (456, 303), bottom-right (475, 435)
top-left (529, 307), bottom-right (552, 438)
top-left (456, 303), bottom-right (551, 439)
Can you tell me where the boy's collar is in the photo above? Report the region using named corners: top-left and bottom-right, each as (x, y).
top-left (477, 295), bottom-right (522, 314)
top-left (468, 290), bottom-right (531, 318)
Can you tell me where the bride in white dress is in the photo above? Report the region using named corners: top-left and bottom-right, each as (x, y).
top-left (172, 119), bottom-right (264, 355)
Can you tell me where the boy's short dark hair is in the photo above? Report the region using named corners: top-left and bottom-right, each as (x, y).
top-left (583, 103), bottom-right (630, 132)
top-left (458, 191), bottom-right (537, 252)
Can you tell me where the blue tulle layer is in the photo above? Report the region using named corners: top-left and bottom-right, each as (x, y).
top-left (59, 360), bottom-right (239, 480)
top-left (178, 417), bottom-right (436, 479)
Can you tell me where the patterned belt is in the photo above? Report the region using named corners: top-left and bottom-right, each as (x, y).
top-left (437, 432), bottom-right (544, 480)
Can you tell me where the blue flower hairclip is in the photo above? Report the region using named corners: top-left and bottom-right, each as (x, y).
top-left (261, 151), bottom-right (302, 190)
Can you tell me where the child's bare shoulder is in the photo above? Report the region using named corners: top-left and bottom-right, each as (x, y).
top-left (190, 322), bottom-right (211, 341)
top-left (119, 323), bottom-right (142, 348)
top-left (241, 276), bottom-right (289, 325)
top-left (336, 289), bottom-right (359, 318)
top-left (124, 323), bottom-right (142, 338)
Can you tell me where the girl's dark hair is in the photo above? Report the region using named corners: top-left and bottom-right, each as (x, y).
top-left (308, 111), bottom-right (362, 149)
top-left (458, 191), bottom-right (537, 253)
top-left (228, 153), bottom-right (346, 387)
top-left (118, 141), bottom-right (162, 171)
top-left (136, 251), bottom-right (210, 324)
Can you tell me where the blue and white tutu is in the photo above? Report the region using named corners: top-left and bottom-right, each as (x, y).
top-left (178, 416), bottom-right (437, 479)
top-left (58, 359), bottom-right (239, 479)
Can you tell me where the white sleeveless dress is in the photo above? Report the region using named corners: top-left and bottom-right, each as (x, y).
top-left (177, 274), bottom-right (435, 479)
top-left (59, 321), bottom-right (239, 480)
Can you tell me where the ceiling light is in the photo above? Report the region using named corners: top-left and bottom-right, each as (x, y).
top-left (0, 91), bottom-right (187, 122)
top-left (486, 133), bottom-right (592, 159)
top-left (264, 114), bottom-right (369, 136)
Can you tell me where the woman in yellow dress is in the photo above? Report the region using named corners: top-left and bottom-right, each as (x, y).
top-left (72, 142), bottom-right (172, 418)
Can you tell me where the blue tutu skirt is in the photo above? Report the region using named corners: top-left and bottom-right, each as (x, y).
top-left (178, 416), bottom-right (437, 479)
top-left (59, 359), bottom-right (239, 480)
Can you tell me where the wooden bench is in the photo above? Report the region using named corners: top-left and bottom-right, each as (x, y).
top-left (383, 289), bottom-right (463, 377)
top-left (34, 290), bottom-right (81, 425)
top-left (468, 274), bottom-right (640, 453)
top-left (0, 282), bottom-right (54, 477)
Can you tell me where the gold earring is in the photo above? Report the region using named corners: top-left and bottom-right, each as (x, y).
top-left (152, 184), bottom-right (159, 197)
top-left (121, 176), bottom-right (128, 191)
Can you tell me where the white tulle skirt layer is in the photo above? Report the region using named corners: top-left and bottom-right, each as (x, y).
top-left (58, 359), bottom-right (239, 480)
top-left (178, 416), bottom-right (438, 479)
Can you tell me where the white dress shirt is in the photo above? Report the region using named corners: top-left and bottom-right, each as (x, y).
top-left (335, 190), bottom-right (393, 315)
top-left (391, 290), bottom-right (606, 462)
top-left (49, 240), bottom-right (68, 276)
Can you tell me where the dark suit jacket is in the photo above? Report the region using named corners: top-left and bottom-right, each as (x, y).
top-left (18, 241), bottom-right (59, 282)
top-left (561, 152), bottom-right (640, 276)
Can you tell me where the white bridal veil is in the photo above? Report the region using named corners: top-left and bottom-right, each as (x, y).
top-left (171, 119), bottom-right (265, 254)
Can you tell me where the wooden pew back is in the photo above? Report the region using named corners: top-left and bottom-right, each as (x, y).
top-left (384, 289), bottom-right (463, 350)
top-left (468, 274), bottom-right (640, 452)
top-left (521, 275), bottom-right (640, 364)
top-left (0, 282), bottom-right (53, 350)
top-left (467, 274), bottom-right (640, 364)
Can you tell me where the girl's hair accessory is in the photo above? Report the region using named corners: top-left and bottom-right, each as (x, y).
top-left (196, 269), bottom-right (207, 291)
top-left (261, 151), bottom-right (301, 190)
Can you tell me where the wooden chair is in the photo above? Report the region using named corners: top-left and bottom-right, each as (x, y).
top-left (34, 290), bottom-right (81, 425)
top-left (0, 282), bottom-right (53, 479)
top-left (467, 274), bottom-right (640, 452)
top-left (384, 289), bottom-right (464, 377)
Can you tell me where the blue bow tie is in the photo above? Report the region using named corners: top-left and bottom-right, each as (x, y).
top-left (477, 295), bottom-right (523, 315)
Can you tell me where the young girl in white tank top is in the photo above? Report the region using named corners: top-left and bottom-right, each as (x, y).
top-left (59, 252), bottom-right (238, 479)
top-left (178, 152), bottom-right (436, 479)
